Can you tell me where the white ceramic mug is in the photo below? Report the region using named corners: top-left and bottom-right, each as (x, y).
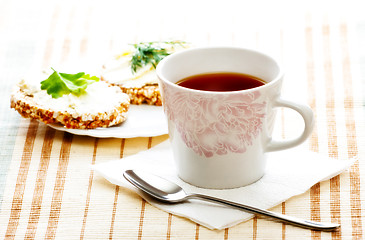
top-left (156, 47), bottom-right (314, 189)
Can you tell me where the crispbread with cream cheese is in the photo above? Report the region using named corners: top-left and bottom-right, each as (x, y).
top-left (11, 74), bottom-right (130, 129)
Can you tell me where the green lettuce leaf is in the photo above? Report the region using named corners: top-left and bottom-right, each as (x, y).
top-left (40, 68), bottom-right (99, 98)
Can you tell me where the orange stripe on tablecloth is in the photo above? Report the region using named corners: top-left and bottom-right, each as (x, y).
top-left (252, 217), bottom-right (257, 240)
top-left (305, 14), bottom-right (321, 240)
top-left (137, 138), bottom-right (153, 240)
top-left (310, 183), bottom-right (321, 210)
top-left (109, 186), bottom-right (120, 240)
top-left (281, 202), bottom-right (286, 239)
top-left (224, 228), bottom-right (229, 240)
top-left (137, 199), bottom-right (146, 240)
top-left (322, 20), bottom-right (341, 240)
top-left (166, 213), bottom-right (172, 240)
top-left (195, 224), bottom-right (200, 240)
top-left (340, 22), bottom-right (363, 239)
top-left (107, 139), bottom-right (125, 240)
top-left (349, 164), bottom-right (362, 237)
top-left (80, 138), bottom-right (98, 240)
top-left (25, 127), bottom-right (56, 239)
top-left (44, 133), bottom-right (73, 240)
top-left (5, 120), bottom-right (39, 239)
top-left (120, 138), bottom-right (126, 159)
top-left (148, 137), bottom-right (153, 149)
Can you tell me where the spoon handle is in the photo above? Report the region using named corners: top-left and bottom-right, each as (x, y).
top-left (189, 193), bottom-right (340, 231)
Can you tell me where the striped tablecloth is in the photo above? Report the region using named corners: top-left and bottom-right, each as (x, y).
top-left (0, 0), bottom-right (364, 239)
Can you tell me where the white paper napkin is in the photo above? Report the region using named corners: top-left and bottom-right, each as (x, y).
top-left (92, 141), bottom-right (355, 230)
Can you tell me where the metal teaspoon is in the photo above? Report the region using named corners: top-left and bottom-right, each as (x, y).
top-left (123, 169), bottom-right (340, 231)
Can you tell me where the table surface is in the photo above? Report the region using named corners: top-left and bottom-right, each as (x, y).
top-left (1, 0), bottom-right (365, 239)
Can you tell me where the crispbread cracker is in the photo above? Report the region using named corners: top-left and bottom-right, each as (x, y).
top-left (11, 79), bottom-right (130, 129)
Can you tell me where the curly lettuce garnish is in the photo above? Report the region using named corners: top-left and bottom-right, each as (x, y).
top-left (40, 68), bottom-right (99, 98)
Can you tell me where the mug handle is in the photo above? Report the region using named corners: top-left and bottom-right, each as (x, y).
top-left (266, 98), bottom-right (314, 152)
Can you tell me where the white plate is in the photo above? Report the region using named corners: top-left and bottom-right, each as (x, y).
top-left (48, 105), bottom-right (168, 138)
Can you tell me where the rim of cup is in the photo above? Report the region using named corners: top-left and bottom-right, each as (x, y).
top-left (156, 46), bottom-right (284, 95)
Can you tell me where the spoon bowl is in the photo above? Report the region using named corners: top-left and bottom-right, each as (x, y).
top-left (123, 169), bottom-right (340, 231)
top-left (123, 169), bottom-right (187, 202)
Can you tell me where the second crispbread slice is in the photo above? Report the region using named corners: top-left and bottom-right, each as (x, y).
top-left (101, 41), bottom-right (188, 106)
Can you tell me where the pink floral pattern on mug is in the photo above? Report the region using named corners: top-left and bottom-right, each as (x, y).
top-left (162, 84), bottom-right (266, 157)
